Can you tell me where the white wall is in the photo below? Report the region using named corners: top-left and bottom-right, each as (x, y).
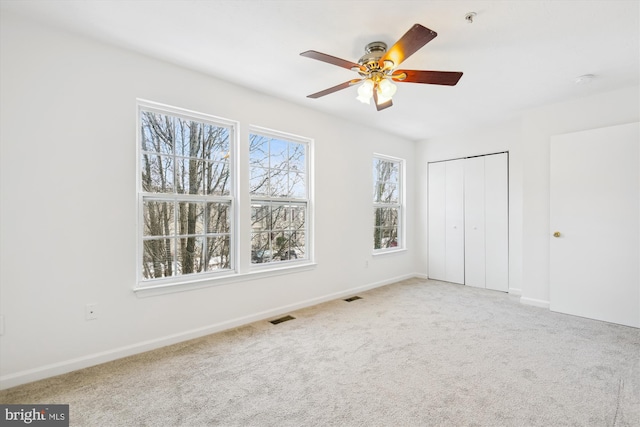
top-left (0, 12), bottom-right (417, 388)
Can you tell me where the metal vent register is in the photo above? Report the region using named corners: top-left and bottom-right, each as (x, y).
top-left (269, 315), bottom-right (295, 325)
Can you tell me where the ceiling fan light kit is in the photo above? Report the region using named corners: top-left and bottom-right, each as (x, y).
top-left (300, 23), bottom-right (463, 111)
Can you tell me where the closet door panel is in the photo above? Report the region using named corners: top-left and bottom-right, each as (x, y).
top-left (428, 162), bottom-right (447, 281)
top-left (484, 153), bottom-right (509, 292)
top-left (464, 157), bottom-right (486, 288)
top-left (445, 159), bottom-right (465, 284)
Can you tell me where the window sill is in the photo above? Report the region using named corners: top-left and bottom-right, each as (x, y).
top-left (372, 248), bottom-right (407, 257)
top-left (134, 261), bottom-right (317, 298)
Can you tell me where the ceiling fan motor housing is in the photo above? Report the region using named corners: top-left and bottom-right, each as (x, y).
top-left (358, 41), bottom-right (387, 70)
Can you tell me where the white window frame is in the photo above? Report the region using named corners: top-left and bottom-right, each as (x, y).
top-left (373, 153), bottom-right (405, 254)
top-left (248, 125), bottom-right (314, 270)
top-left (135, 99), bottom-right (239, 290)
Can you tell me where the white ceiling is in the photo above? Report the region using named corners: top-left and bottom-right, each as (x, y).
top-left (2, 0), bottom-right (639, 141)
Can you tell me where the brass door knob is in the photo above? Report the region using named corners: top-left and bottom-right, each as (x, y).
top-left (553, 231), bottom-right (561, 238)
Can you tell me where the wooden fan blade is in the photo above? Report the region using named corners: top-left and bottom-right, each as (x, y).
top-left (373, 89), bottom-right (393, 111)
top-left (392, 70), bottom-right (463, 86)
top-left (300, 50), bottom-right (366, 72)
top-left (379, 24), bottom-right (437, 69)
top-left (307, 79), bottom-right (362, 99)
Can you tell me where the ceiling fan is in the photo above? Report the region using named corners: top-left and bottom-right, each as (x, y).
top-left (300, 24), bottom-right (463, 111)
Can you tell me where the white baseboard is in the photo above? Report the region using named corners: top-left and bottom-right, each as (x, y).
top-left (520, 296), bottom-right (550, 309)
top-left (508, 288), bottom-right (522, 296)
top-left (0, 273), bottom-right (415, 390)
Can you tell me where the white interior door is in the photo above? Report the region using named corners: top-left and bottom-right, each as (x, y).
top-left (550, 122), bottom-right (639, 327)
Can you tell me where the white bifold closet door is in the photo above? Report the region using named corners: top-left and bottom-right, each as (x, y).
top-left (464, 157), bottom-right (486, 287)
top-left (428, 160), bottom-right (464, 284)
top-left (464, 154), bottom-right (509, 291)
top-left (428, 153), bottom-right (508, 291)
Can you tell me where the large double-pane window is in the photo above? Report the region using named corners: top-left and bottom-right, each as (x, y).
top-left (138, 102), bottom-right (236, 285)
top-left (249, 128), bottom-right (310, 265)
top-left (373, 155), bottom-right (404, 252)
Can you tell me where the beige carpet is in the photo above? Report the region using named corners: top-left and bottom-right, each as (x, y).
top-left (2, 278), bottom-right (639, 426)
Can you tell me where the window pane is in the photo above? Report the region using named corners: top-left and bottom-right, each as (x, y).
top-left (290, 205), bottom-right (305, 231)
top-left (270, 139), bottom-right (288, 170)
top-left (374, 207), bottom-right (384, 227)
top-left (143, 238), bottom-right (174, 279)
top-left (374, 227), bottom-right (383, 250)
top-left (175, 118), bottom-right (203, 158)
top-left (249, 134), bottom-right (269, 167)
top-left (175, 157), bottom-right (205, 195)
top-left (177, 202), bottom-right (205, 235)
top-left (375, 182), bottom-right (398, 203)
top-left (207, 202), bottom-right (230, 234)
top-left (206, 236), bottom-right (230, 271)
top-left (206, 161), bottom-right (230, 196)
top-left (203, 124), bottom-right (230, 161)
top-left (388, 163), bottom-right (398, 181)
top-left (289, 142), bottom-right (306, 172)
top-left (143, 200), bottom-right (175, 236)
top-left (266, 231), bottom-right (305, 261)
top-left (271, 231), bottom-right (288, 260)
top-left (382, 228), bottom-right (398, 248)
top-left (177, 236), bottom-right (205, 275)
top-left (269, 170), bottom-right (288, 197)
top-left (251, 204), bottom-right (271, 232)
top-left (289, 172), bottom-right (306, 198)
top-left (141, 154), bottom-right (174, 193)
top-left (382, 229), bottom-right (392, 249)
top-left (251, 232), bottom-right (271, 264)
top-left (249, 167), bottom-right (269, 196)
top-left (374, 207), bottom-right (400, 228)
top-left (271, 204), bottom-right (289, 231)
top-left (374, 227), bottom-right (398, 249)
top-left (382, 183), bottom-right (399, 203)
top-left (373, 159), bottom-right (400, 203)
top-left (289, 231), bottom-right (305, 260)
top-left (389, 208), bottom-right (399, 227)
top-left (141, 112), bottom-right (173, 155)
top-left (375, 159), bottom-right (397, 182)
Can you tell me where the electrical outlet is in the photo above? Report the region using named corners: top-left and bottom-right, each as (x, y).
top-left (85, 304), bottom-right (98, 321)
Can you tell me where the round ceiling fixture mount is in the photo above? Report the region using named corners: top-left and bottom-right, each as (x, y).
top-left (575, 74), bottom-right (596, 84)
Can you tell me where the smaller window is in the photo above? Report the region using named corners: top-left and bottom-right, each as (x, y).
top-left (373, 155), bottom-right (404, 252)
top-left (249, 127), bottom-right (312, 266)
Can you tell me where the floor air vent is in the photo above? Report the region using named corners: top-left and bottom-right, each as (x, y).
top-left (269, 315), bottom-right (295, 325)
top-left (344, 296), bottom-right (362, 302)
